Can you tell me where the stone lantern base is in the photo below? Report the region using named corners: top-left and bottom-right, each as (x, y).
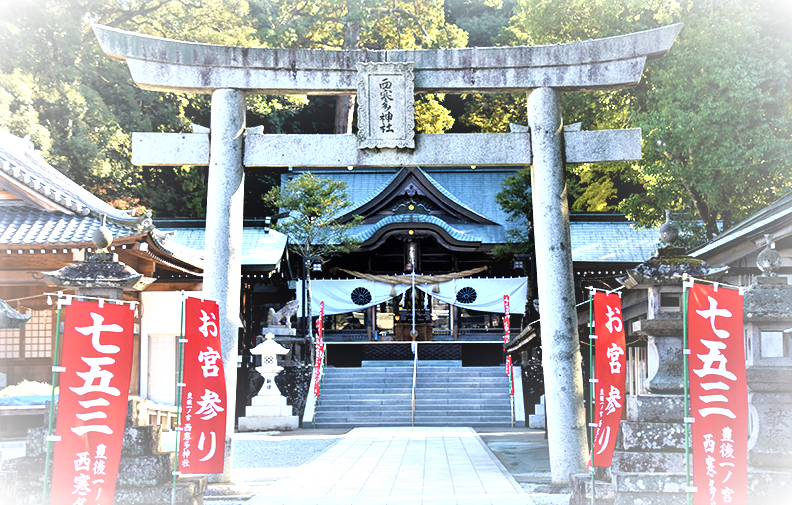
top-left (237, 394), bottom-right (299, 431)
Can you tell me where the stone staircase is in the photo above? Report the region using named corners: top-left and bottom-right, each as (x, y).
top-left (313, 360), bottom-right (513, 428)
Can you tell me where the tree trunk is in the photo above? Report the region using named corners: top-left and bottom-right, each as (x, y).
top-left (681, 177), bottom-right (718, 239)
top-left (334, 96), bottom-right (356, 134)
top-left (334, 17), bottom-right (361, 135)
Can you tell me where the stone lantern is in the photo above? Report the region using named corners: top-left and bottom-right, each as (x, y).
top-left (237, 333), bottom-right (299, 431)
top-left (569, 212), bottom-right (728, 504)
top-left (41, 216), bottom-right (154, 300)
top-left (742, 235), bottom-right (792, 500)
top-left (619, 212), bottom-right (727, 393)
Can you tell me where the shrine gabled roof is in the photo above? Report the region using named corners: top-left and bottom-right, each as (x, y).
top-left (345, 167), bottom-right (497, 224)
top-left (0, 130), bottom-right (205, 273)
top-left (349, 214), bottom-right (505, 247)
top-left (290, 166), bottom-right (514, 226)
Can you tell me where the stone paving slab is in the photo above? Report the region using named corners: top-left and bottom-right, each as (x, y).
top-left (244, 427), bottom-right (534, 505)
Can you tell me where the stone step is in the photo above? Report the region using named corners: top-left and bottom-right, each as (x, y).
top-left (416, 376), bottom-right (509, 383)
top-left (418, 367), bottom-right (506, 374)
top-left (313, 421), bottom-right (417, 428)
top-left (528, 413), bottom-right (546, 429)
top-left (410, 388), bottom-right (507, 396)
top-left (318, 398), bottom-right (412, 406)
top-left (321, 378), bottom-right (412, 385)
top-left (414, 412), bottom-right (510, 420)
top-left (317, 404), bottom-right (411, 412)
top-left (314, 363), bottom-right (511, 428)
top-left (412, 420), bottom-right (512, 427)
top-left (361, 360), bottom-right (413, 367)
top-left (569, 473), bottom-right (614, 505)
top-left (325, 368), bottom-right (411, 373)
top-left (418, 360), bottom-right (463, 367)
top-left (618, 421), bottom-right (687, 452)
top-left (414, 400), bottom-right (510, 408)
top-left (317, 388), bottom-right (412, 395)
top-left (611, 451), bottom-right (686, 474)
top-left (316, 412), bottom-right (412, 426)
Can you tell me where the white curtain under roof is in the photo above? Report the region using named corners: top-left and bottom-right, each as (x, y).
top-left (297, 279), bottom-right (411, 316)
top-left (298, 277), bottom-right (528, 316)
top-left (416, 277), bottom-right (528, 314)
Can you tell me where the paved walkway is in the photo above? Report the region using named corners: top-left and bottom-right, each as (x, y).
top-left (245, 427), bottom-right (534, 505)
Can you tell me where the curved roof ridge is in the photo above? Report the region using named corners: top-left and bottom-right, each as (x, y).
top-left (349, 214), bottom-right (481, 243)
top-left (0, 129), bottom-right (153, 232)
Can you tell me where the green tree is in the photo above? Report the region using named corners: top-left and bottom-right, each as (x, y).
top-left (250, 0), bottom-right (468, 134)
top-left (0, 0), bottom-right (268, 216)
top-left (445, 0), bottom-right (516, 48)
top-left (488, 0), bottom-right (792, 246)
top-left (624, 0), bottom-right (792, 240)
top-left (265, 173), bottom-right (363, 353)
top-left (492, 167), bottom-right (534, 259)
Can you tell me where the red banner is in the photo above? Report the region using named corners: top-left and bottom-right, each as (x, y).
top-left (179, 297), bottom-right (226, 474)
top-left (51, 300), bottom-right (134, 505)
top-left (591, 291), bottom-right (626, 467)
top-left (503, 295), bottom-right (514, 395)
top-left (314, 302), bottom-right (325, 397)
top-left (688, 282), bottom-right (746, 505)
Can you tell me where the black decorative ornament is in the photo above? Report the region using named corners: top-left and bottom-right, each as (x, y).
top-left (351, 287), bottom-right (373, 306)
top-left (456, 287), bottom-right (477, 304)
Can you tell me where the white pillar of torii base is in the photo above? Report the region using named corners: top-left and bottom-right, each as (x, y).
top-left (204, 89), bottom-right (245, 482)
top-left (93, 23), bottom-right (681, 485)
top-left (528, 87), bottom-right (589, 478)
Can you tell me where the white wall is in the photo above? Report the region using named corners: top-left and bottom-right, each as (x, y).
top-left (139, 291), bottom-right (203, 403)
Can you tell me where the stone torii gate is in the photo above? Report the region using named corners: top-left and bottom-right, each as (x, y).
top-left (93, 23), bottom-right (680, 484)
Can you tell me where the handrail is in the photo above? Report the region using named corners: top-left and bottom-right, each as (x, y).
top-left (411, 342), bottom-right (418, 426)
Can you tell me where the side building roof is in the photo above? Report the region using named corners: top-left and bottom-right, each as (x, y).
top-left (0, 129), bottom-right (203, 273)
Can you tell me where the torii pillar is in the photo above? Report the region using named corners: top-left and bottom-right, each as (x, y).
top-left (94, 23), bottom-right (681, 484)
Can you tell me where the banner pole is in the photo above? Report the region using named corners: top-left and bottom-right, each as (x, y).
top-left (42, 293), bottom-right (65, 505)
top-left (682, 276), bottom-right (693, 505)
top-left (172, 292), bottom-right (186, 505)
top-left (588, 288), bottom-right (596, 505)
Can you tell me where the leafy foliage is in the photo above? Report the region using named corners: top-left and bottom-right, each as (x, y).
top-left (0, 0), bottom-right (273, 216)
top-left (264, 173), bottom-right (362, 262)
top-left (492, 0), bottom-right (792, 247)
top-left (250, 0), bottom-right (468, 134)
top-left (624, 0), bottom-right (792, 238)
top-left (492, 167), bottom-right (533, 259)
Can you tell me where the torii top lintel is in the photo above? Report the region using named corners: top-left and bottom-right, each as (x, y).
top-left (93, 24), bottom-right (681, 95)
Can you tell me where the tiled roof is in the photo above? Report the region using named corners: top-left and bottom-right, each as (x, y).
top-left (164, 227), bottom-right (287, 267)
top-left (0, 129), bottom-right (152, 231)
top-left (570, 220), bottom-right (660, 263)
top-left (288, 167), bottom-right (659, 264)
top-left (291, 167), bottom-right (515, 225)
top-left (0, 204), bottom-right (145, 247)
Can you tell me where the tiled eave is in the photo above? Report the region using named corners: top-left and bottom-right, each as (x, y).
top-left (0, 205), bottom-right (147, 250)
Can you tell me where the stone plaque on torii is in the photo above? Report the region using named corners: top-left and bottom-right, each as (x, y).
top-left (94, 23), bottom-right (681, 484)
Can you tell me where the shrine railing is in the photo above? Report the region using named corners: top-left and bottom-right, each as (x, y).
top-left (411, 342), bottom-right (418, 426)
